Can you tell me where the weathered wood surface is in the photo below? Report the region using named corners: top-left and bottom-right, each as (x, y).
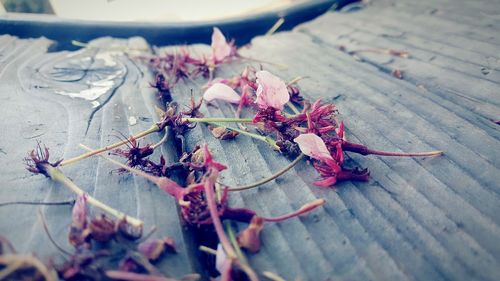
top-left (1, 0), bottom-right (499, 280)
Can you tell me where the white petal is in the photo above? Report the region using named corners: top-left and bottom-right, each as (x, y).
top-left (203, 83), bottom-right (241, 104)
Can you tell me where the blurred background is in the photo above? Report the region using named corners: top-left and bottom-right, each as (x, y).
top-left (0, 0), bottom-right (331, 22)
top-left (0, 0), bottom-right (348, 49)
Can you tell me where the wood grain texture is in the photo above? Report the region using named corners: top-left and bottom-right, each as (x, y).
top-left (1, 0), bottom-right (499, 280)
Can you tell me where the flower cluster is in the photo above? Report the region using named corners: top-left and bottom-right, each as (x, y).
top-left (145, 27), bottom-right (238, 101)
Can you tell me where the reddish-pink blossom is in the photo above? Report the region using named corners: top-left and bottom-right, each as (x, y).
top-left (255, 70), bottom-right (289, 110)
top-left (211, 27), bottom-right (233, 63)
top-left (203, 83), bottom-right (241, 104)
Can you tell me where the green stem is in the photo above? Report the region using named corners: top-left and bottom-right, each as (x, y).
top-left (229, 153), bottom-right (304, 191)
top-left (225, 221), bottom-right (248, 265)
top-left (265, 17), bottom-right (285, 36)
top-left (286, 102), bottom-right (300, 114)
top-left (207, 122), bottom-right (280, 150)
top-left (44, 165), bottom-right (143, 228)
top-left (184, 117), bottom-right (253, 123)
top-left (60, 124), bottom-right (160, 167)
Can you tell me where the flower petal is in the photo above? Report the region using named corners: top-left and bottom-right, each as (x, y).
top-left (255, 70), bottom-right (289, 110)
top-left (203, 83), bottom-right (241, 104)
top-left (294, 133), bottom-right (334, 161)
top-left (72, 193), bottom-right (88, 229)
top-left (211, 27), bottom-right (232, 63)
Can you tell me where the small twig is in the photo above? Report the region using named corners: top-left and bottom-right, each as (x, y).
top-left (265, 18), bottom-right (285, 36)
top-left (151, 133), bottom-right (168, 150)
top-left (229, 153), bottom-right (304, 191)
top-left (0, 199), bottom-right (75, 208)
top-left (38, 210), bottom-right (72, 256)
top-left (60, 124), bottom-right (160, 167)
top-left (262, 271), bottom-right (286, 281)
top-left (199, 245), bottom-right (217, 255)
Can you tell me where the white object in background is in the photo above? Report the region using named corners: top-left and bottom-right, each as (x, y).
top-left (50, 0), bottom-right (297, 22)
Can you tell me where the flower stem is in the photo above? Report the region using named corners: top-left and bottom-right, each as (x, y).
top-left (43, 164), bottom-right (143, 228)
top-left (203, 171), bottom-right (237, 260)
top-left (260, 199), bottom-right (325, 222)
top-left (199, 245), bottom-right (218, 255)
top-left (60, 124), bottom-right (160, 167)
top-left (286, 102), bottom-right (301, 114)
top-left (207, 122), bottom-right (280, 150)
top-left (265, 17), bottom-right (285, 36)
top-left (225, 221), bottom-right (248, 265)
top-left (342, 141), bottom-right (443, 157)
top-left (184, 117), bottom-right (253, 123)
top-left (229, 153), bottom-right (304, 191)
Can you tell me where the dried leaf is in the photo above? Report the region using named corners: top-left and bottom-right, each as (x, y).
top-left (208, 126), bottom-right (239, 140)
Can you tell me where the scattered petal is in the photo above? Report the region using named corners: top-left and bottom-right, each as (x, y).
top-left (203, 83), bottom-right (241, 104)
top-left (215, 244), bottom-right (228, 274)
top-left (211, 27), bottom-right (232, 63)
top-left (255, 70), bottom-right (289, 110)
top-left (294, 133), bottom-right (334, 161)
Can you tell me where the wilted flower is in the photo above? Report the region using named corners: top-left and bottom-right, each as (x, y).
top-left (25, 141), bottom-right (62, 177)
top-left (137, 237), bottom-right (176, 261)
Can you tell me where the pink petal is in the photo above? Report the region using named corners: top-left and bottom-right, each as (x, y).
top-left (314, 177), bottom-right (337, 187)
top-left (203, 83), bottom-right (241, 104)
top-left (294, 133), bottom-right (334, 161)
top-left (255, 70), bottom-right (289, 110)
top-left (72, 193), bottom-right (88, 229)
top-left (211, 27), bottom-right (232, 63)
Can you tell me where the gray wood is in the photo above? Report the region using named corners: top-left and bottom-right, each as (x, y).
top-left (1, 0), bottom-right (499, 280)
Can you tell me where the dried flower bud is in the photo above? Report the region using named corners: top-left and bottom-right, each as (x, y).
top-left (137, 237), bottom-right (176, 261)
top-left (117, 219), bottom-right (143, 240)
top-left (89, 215), bottom-right (116, 243)
top-left (237, 216), bottom-right (264, 253)
top-left (208, 126), bottom-right (239, 140)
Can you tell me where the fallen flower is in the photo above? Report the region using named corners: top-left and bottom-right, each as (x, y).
top-left (210, 27), bottom-right (235, 64)
top-left (255, 70), bottom-right (290, 110)
top-left (203, 83), bottom-right (241, 104)
top-left (294, 133), bottom-right (334, 162)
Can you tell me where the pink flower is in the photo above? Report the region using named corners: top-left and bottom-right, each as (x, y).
top-left (255, 70), bottom-right (290, 110)
top-left (203, 83), bottom-right (241, 104)
top-left (211, 27), bottom-right (233, 63)
top-left (294, 133), bottom-right (334, 162)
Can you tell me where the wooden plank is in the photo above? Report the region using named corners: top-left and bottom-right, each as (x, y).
top-left (1, 0), bottom-right (499, 280)
top-left (0, 35), bottom-right (197, 277)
